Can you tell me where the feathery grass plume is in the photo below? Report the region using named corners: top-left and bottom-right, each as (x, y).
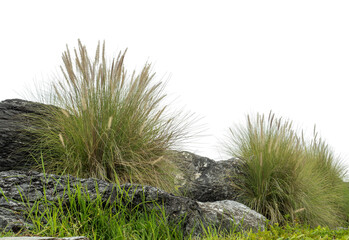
top-left (224, 111), bottom-right (349, 227)
top-left (25, 39), bottom-right (195, 193)
top-left (58, 133), bottom-right (65, 147)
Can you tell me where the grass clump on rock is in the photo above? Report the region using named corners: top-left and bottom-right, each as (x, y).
top-left (26, 40), bottom-right (192, 192)
top-left (224, 112), bottom-right (349, 228)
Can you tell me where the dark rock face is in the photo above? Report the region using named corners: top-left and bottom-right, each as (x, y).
top-left (0, 170), bottom-right (266, 237)
top-left (172, 151), bottom-right (243, 202)
top-left (0, 99), bottom-right (51, 171)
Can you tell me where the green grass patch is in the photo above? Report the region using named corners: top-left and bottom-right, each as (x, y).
top-left (205, 223), bottom-right (349, 240)
top-left (0, 161), bottom-right (190, 240)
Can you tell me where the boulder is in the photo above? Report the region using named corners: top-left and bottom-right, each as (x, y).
top-left (0, 99), bottom-right (53, 171)
top-left (0, 170), bottom-right (266, 237)
top-left (0, 99), bottom-right (245, 202)
top-left (0, 99), bottom-right (266, 237)
top-left (198, 200), bottom-right (266, 233)
top-left (172, 151), bottom-right (243, 202)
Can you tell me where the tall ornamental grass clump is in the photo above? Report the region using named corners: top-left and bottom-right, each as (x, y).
top-left (296, 133), bottom-right (349, 227)
top-left (26, 40), bottom-right (192, 192)
top-left (224, 112), bottom-right (349, 227)
top-left (224, 113), bottom-right (305, 224)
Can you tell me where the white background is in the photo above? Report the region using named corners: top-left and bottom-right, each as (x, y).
top-left (1, 1), bottom-right (349, 173)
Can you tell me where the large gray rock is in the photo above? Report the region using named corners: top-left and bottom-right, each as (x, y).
top-left (0, 99), bottom-right (53, 171)
top-left (0, 170), bottom-right (266, 237)
top-left (172, 151), bottom-right (243, 202)
top-left (0, 99), bottom-right (266, 237)
top-left (0, 99), bottom-right (244, 203)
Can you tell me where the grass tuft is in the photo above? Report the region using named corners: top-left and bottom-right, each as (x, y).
top-left (24, 40), bottom-right (194, 192)
top-left (224, 111), bottom-right (349, 227)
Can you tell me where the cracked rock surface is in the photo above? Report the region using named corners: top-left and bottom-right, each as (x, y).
top-left (172, 151), bottom-right (244, 202)
top-left (0, 99), bottom-right (53, 171)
